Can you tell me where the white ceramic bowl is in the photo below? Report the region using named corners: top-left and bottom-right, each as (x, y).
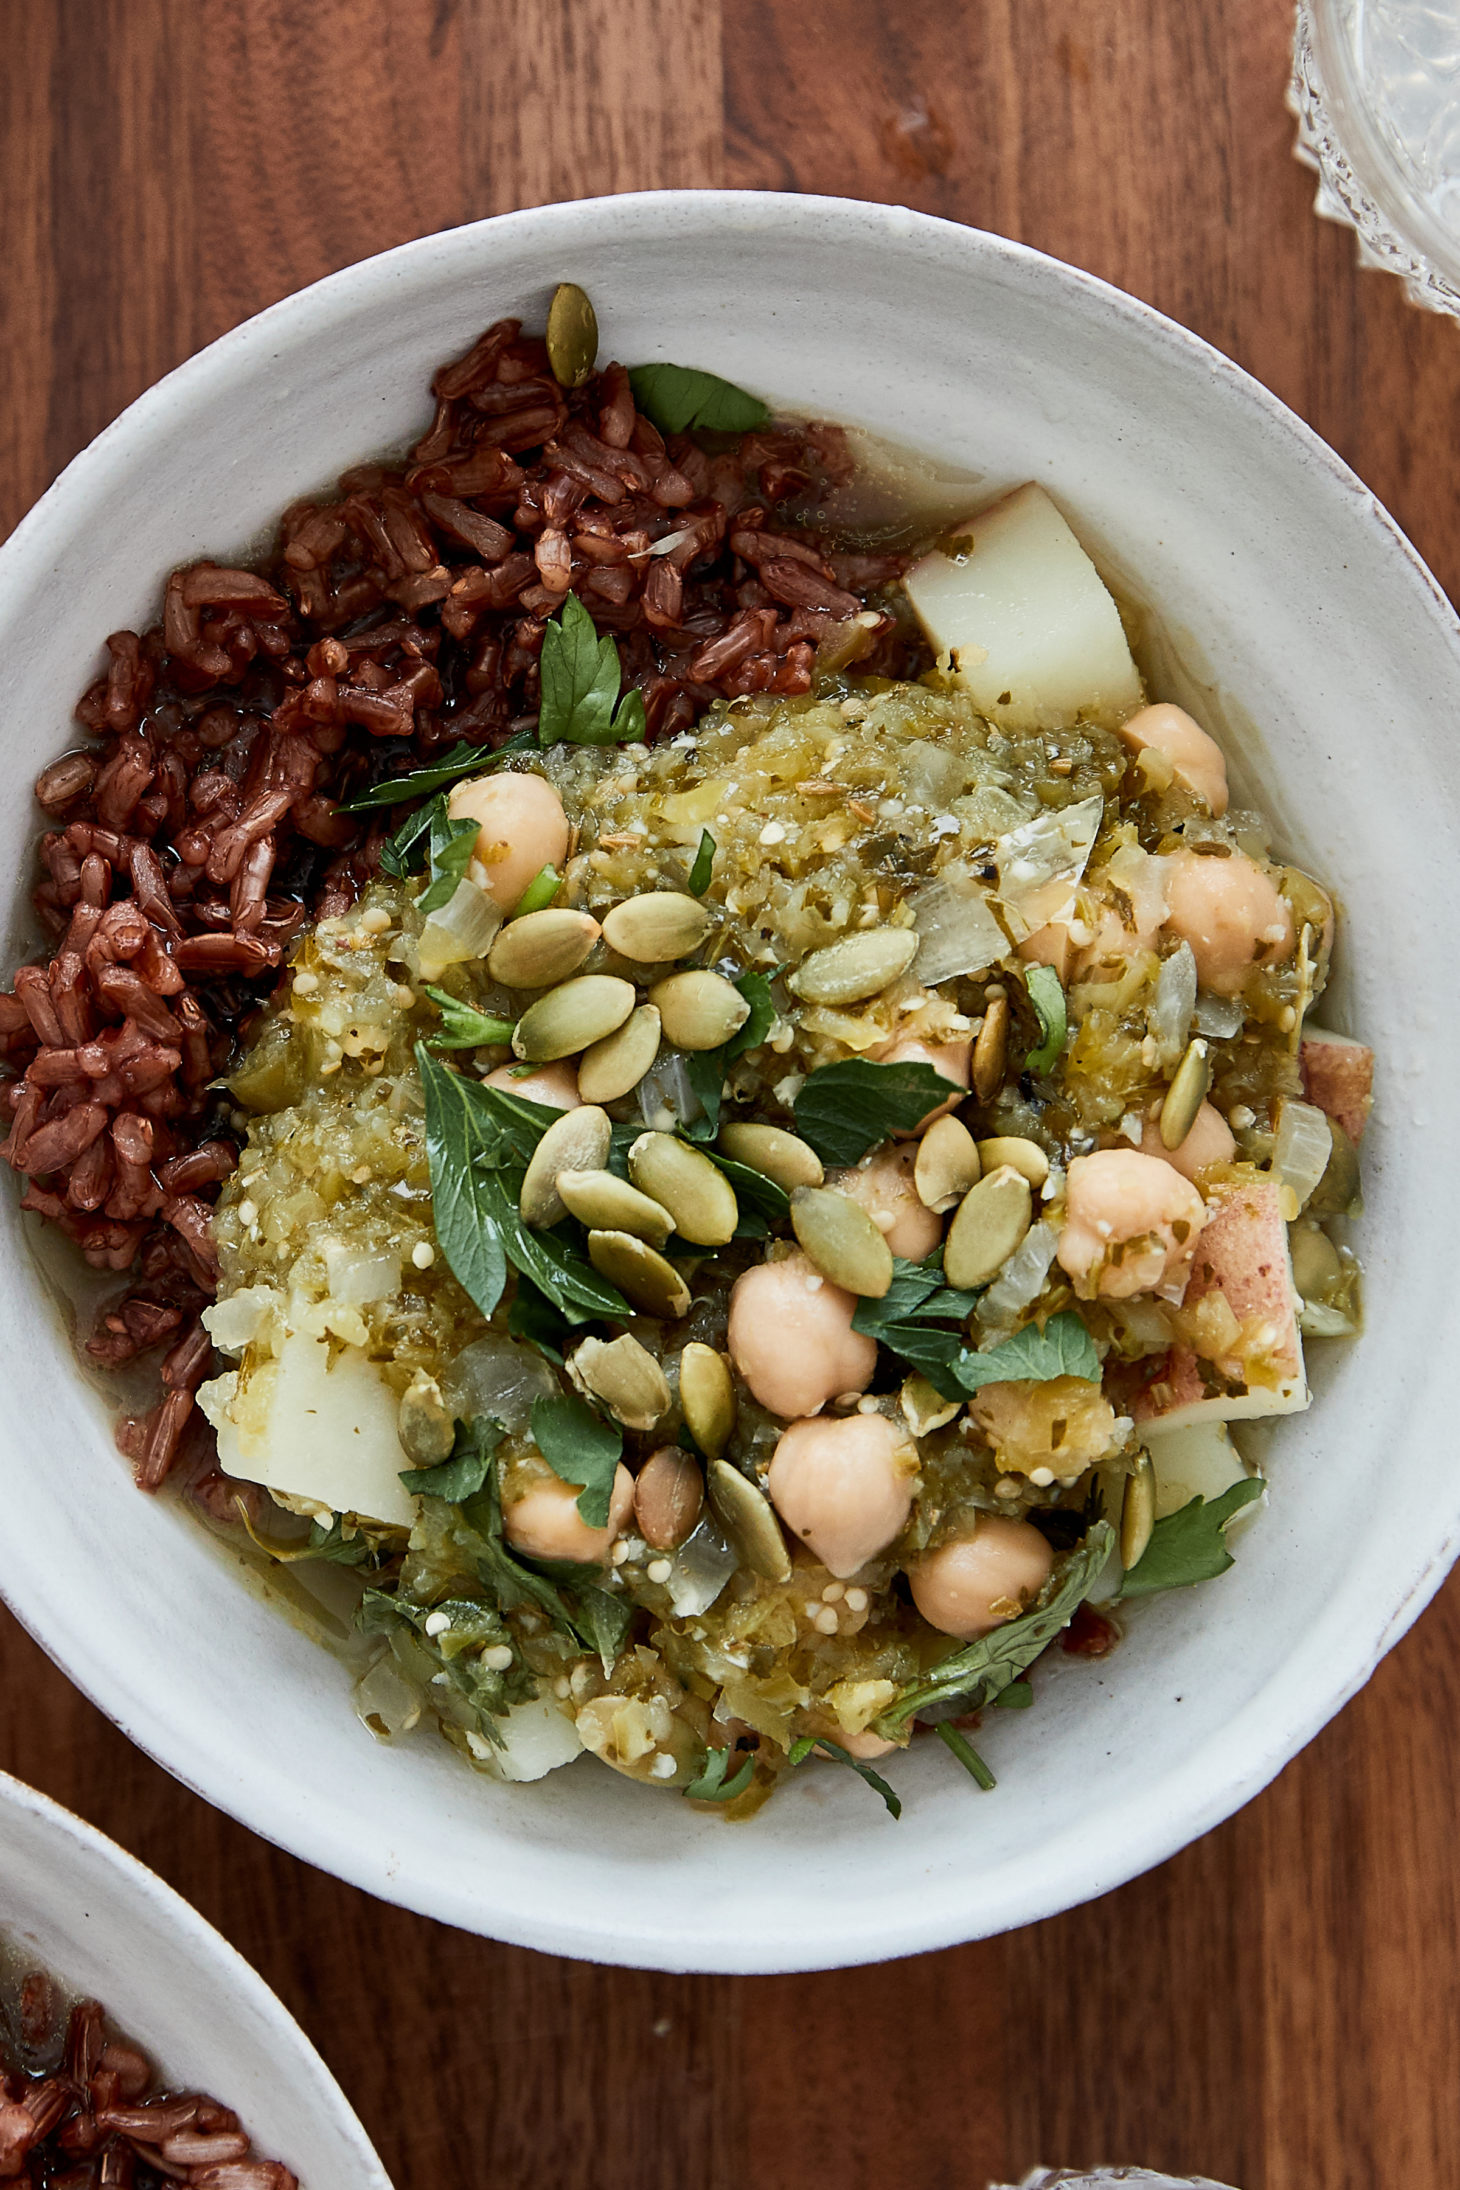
top-left (0, 1770), bottom-right (390, 2184)
top-left (0, 192), bottom-right (1454, 1974)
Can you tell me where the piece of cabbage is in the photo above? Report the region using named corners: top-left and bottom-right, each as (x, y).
top-left (904, 484), bottom-right (1143, 729)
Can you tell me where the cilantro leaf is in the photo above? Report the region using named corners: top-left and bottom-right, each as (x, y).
top-left (418, 804), bottom-right (480, 914)
top-left (337, 729), bottom-right (535, 813)
top-left (684, 1746), bottom-right (756, 1802)
top-left (417, 1046), bottom-right (511, 1320)
top-left (876, 1522), bottom-right (1115, 1736)
top-left (628, 363), bottom-right (770, 436)
top-left (423, 986), bottom-right (516, 1050)
top-left (793, 1059), bottom-right (963, 1167)
top-left (400, 1417), bottom-right (504, 1501)
top-left (531, 1391), bottom-right (623, 1528)
top-left (934, 1721), bottom-right (996, 1790)
top-left (1116, 1479), bottom-right (1264, 1600)
top-left (687, 830), bottom-right (715, 896)
top-left (1024, 963), bottom-right (1067, 1076)
top-left (788, 1735), bottom-right (902, 1820)
top-left (953, 1311), bottom-right (1101, 1393)
top-left (538, 592), bottom-right (647, 746)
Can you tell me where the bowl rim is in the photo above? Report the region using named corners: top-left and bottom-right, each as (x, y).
top-left (0, 1767), bottom-right (392, 2180)
top-left (2, 187), bottom-right (1457, 1973)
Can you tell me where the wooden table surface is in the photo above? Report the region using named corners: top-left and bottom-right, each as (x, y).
top-left (4, 4), bottom-right (1458, 2185)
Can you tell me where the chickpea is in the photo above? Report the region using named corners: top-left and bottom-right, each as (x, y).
top-left (502, 1465), bottom-right (634, 1564)
top-left (1139, 1099), bottom-right (1236, 1182)
top-left (1057, 1146), bottom-right (1206, 1299)
top-left (1118, 702), bottom-right (1229, 815)
top-left (767, 1413), bottom-right (916, 1579)
top-left (873, 1035), bottom-right (972, 1132)
top-left (829, 1143), bottom-right (942, 1262)
top-left (727, 1253), bottom-right (877, 1418)
top-left (827, 1727), bottom-right (898, 1761)
top-left (909, 1515), bottom-right (1054, 1640)
top-left (1162, 848), bottom-right (1294, 997)
top-left (482, 1059), bottom-right (581, 1110)
top-left (1017, 921), bottom-right (1073, 984)
top-left (447, 770), bottom-right (571, 911)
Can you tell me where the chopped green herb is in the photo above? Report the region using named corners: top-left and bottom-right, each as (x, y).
top-left (531, 1391), bottom-right (623, 1528)
top-left (788, 1735), bottom-right (902, 1820)
top-left (400, 1417), bottom-right (504, 1501)
top-left (628, 362), bottom-right (770, 436)
top-left (934, 1721), bottom-right (997, 1790)
top-left (511, 864), bottom-right (560, 917)
top-left (793, 1058), bottom-right (963, 1168)
top-left (1116, 1479), bottom-right (1265, 1600)
top-left (418, 804), bottom-right (480, 915)
top-left (423, 986), bottom-right (516, 1051)
top-left (337, 730), bottom-right (535, 813)
top-left (538, 592), bottom-right (647, 747)
top-left (304, 1516), bottom-right (383, 1567)
top-left (457, 1461), bottom-right (631, 1667)
top-left (378, 794), bottom-right (439, 880)
top-left (358, 1584), bottom-right (530, 1732)
top-left (852, 1257), bottom-right (982, 1400)
top-left (417, 1046), bottom-right (511, 1321)
top-left (1024, 963), bottom-right (1067, 1076)
top-left (507, 1275), bottom-right (568, 1364)
top-left (684, 968), bottom-right (779, 1139)
top-left (990, 1679), bottom-right (1034, 1710)
top-left (953, 1310), bottom-right (1101, 1394)
top-left (683, 1746), bottom-right (756, 1802)
top-left (478, 1167), bottom-right (631, 1323)
top-left (687, 830), bottom-right (716, 896)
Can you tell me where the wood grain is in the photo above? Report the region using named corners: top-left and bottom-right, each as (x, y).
top-left (3, 4), bottom-right (1459, 2186)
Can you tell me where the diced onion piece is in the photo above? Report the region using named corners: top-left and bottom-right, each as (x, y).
top-left (1193, 991), bottom-right (1245, 1040)
top-left (491, 1695), bottom-right (585, 1782)
top-left (995, 795), bottom-right (1104, 939)
top-left (666, 1517), bottom-right (739, 1617)
top-left (202, 1283), bottom-right (281, 1355)
top-left (977, 1219), bottom-right (1060, 1330)
top-left (903, 484), bottom-right (1143, 730)
top-left (353, 1654), bottom-right (423, 1741)
top-left (322, 1241), bottom-right (401, 1306)
top-left (637, 1048), bottom-right (703, 1131)
top-left (1148, 942), bottom-right (1197, 1064)
top-left (910, 865), bottom-right (1010, 985)
top-left (1272, 1097), bottom-right (1334, 1212)
top-left (443, 1334), bottom-right (558, 1436)
top-left (417, 877), bottom-right (502, 982)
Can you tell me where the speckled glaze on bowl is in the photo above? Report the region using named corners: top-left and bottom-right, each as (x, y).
top-left (0, 192), bottom-right (1452, 1973)
top-left (0, 1771), bottom-right (391, 2184)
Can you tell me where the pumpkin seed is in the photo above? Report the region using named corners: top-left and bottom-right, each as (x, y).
top-left (943, 1164), bottom-right (1033, 1289)
top-left (629, 1131), bottom-right (739, 1245)
top-left (488, 907), bottom-right (600, 989)
top-left (1121, 1453), bottom-right (1156, 1570)
top-left (648, 969), bottom-right (750, 1051)
top-left (545, 281), bottom-right (598, 389)
top-left (913, 1114), bottom-right (982, 1213)
top-left (634, 1445), bottom-right (704, 1551)
top-left (899, 1373), bottom-right (961, 1437)
top-left (1308, 1117), bottom-right (1362, 1217)
top-left (975, 1135), bottom-right (1050, 1189)
top-left (787, 928), bottom-right (919, 1007)
top-left (557, 1168), bottom-right (675, 1248)
top-left (397, 1371), bottom-right (454, 1465)
top-left (717, 1122), bottom-right (823, 1190)
top-left (789, 1185), bottom-right (895, 1298)
top-left (679, 1342), bottom-right (736, 1458)
top-left (972, 993), bottom-right (1009, 1102)
top-left (1289, 1219), bottom-right (1342, 1301)
top-left (1159, 1037), bottom-right (1212, 1149)
top-left (707, 1458), bottom-right (792, 1584)
top-left (513, 974), bottom-right (635, 1062)
top-left (586, 1229), bottom-right (692, 1319)
top-left (519, 1104), bottom-right (613, 1228)
top-left (602, 891), bottom-right (713, 963)
top-left (576, 1004), bottom-right (662, 1105)
top-left (567, 1334), bottom-right (670, 1433)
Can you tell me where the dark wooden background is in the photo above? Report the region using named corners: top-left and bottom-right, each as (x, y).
top-left (4, 4), bottom-right (1459, 2184)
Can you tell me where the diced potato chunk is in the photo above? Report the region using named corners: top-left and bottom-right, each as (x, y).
top-left (488, 1696), bottom-right (584, 1783)
top-left (903, 483), bottom-right (1143, 729)
top-left (1300, 1025), bottom-right (1374, 1145)
top-left (208, 1330), bottom-right (417, 1528)
top-left (1142, 1417), bottom-right (1252, 1518)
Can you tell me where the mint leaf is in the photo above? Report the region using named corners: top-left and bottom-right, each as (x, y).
top-left (400, 1417), bottom-right (504, 1500)
top-left (628, 363), bottom-right (770, 436)
top-left (417, 1047), bottom-right (510, 1320)
top-left (793, 1059), bottom-right (963, 1167)
top-left (1024, 963), bottom-right (1067, 1076)
top-left (954, 1310), bottom-right (1101, 1393)
top-left (876, 1522), bottom-right (1115, 1735)
top-left (338, 730), bottom-right (536, 813)
top-left (423, 986), bottom-right (515, 1050)
top-left (418, 804), bottom-right (480, 914)
top-left (531, 1392), bottom-right (623, 1528)
top-left (538, 592), bottom-right (646, 746)
top-left (684, 1746), bottom-right (756, 1802)
top-left (787, 1735), bottom-right (902, 1820)
top-left (1116, 1479), bottom-right (1264, 1600)
top-left (687, 830), bottom-right (715, 896)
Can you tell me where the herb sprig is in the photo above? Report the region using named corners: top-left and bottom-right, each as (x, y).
top-left (538, 593), bottom-right (646, 746)
top-left (793, 1058), bottom-right (964, 1168)
top-left (1116, 1479), bottom-right (1264, 1599)
top-left (627, 363), bottom-right (769, 436)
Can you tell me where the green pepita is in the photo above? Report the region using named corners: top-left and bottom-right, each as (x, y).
top-left (648, 969), bottom-right (751, 1052)
top-left (789, 1185), bottom-right (895, 1298)
top-left (567, 1334), bottom-right (670, 1433)
top-left (576, 1004), bottom-right (662, 1105)
top-left (943, 1164), bottom-right (1033, 1289)
top-left (557, 1167), bottom-right (675, 1249)
top-left (1159, 1037), bottom-right (1212, 1149)
top-left (602, 891), bottom-right (714, 963)
top-left (487, 907), bottom-right (600, 990)
top-left (518, 1104), bottom-right (613, 1229)
top-left (678, 1342), bottom-right (736, 1458)
top-left (545, 281), bottom-right (598, 389)
top-left (512, 974), bottom-right (635, 1063)
top-left (972, 993), bottom-right (1009, 1102)
top-left (586, 1230), bottom-right (692, 1320)
top-left (707, 1459), bottom-right (792, 1584)
top-left (913, 1114), bottom-right (982, 1213)
top-left (717, 1122), bottom-right (823, 1190)
top-left (787, 928), bottom-right (919, 1007)
top-left (975, 1135), bottom-right (1050, 1189)
top-left (628, 1132), bottom-right (739, 1246)
top-left (1121, 1453), bottom-right (1156, 1569)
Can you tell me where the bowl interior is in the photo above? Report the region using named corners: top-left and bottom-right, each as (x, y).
top-left (0, 192), bottom-right (1455, 1973)
top-left (0, 1773), bottom-right (390, 2184)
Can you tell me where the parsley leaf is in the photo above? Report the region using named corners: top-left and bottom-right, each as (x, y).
top-left (684, 968), bottom-right (778, 1139)
top-left (418, 803), bottom-right (480, 914)
top-left (687, 830), bottom-right (715, 896)
top-left (531, 1392), bottom-right (623, 1528)
top-left (337, 729), bottom-right (536, 813)
top-left (538, 592), bottom-right (647, 746)
top-left (417, 1046), bottom-right (511, 1320)
top-left (423, 985), bottom-right (516, 1050)
top-left (1116, 1479), bottom-right (1264, 1600)
top-left (852, 1259), bottom-right (982, 1400)
top-left (400, 1417), bottom-right (504, 1501)
top-left (1024, 963), bottom-right (1067, 1076)
top-left (683, 1746), bottom-right (756, 1802)
top-left (875, 1522), bottom-right (1115, 1736)
top-left (628, 363), bottom-right (770, 436)
top-left (953, 1311), bottom-right (1101, 1393)
top-left (793, 1059), bottom-right (963, 1167)
top-left (934, 1721), bottom-right (997, 1790)
top-left (788, 1735), bottom-right (902, 1820)
top-left (459, 1462), bottom-right (631, 1667)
